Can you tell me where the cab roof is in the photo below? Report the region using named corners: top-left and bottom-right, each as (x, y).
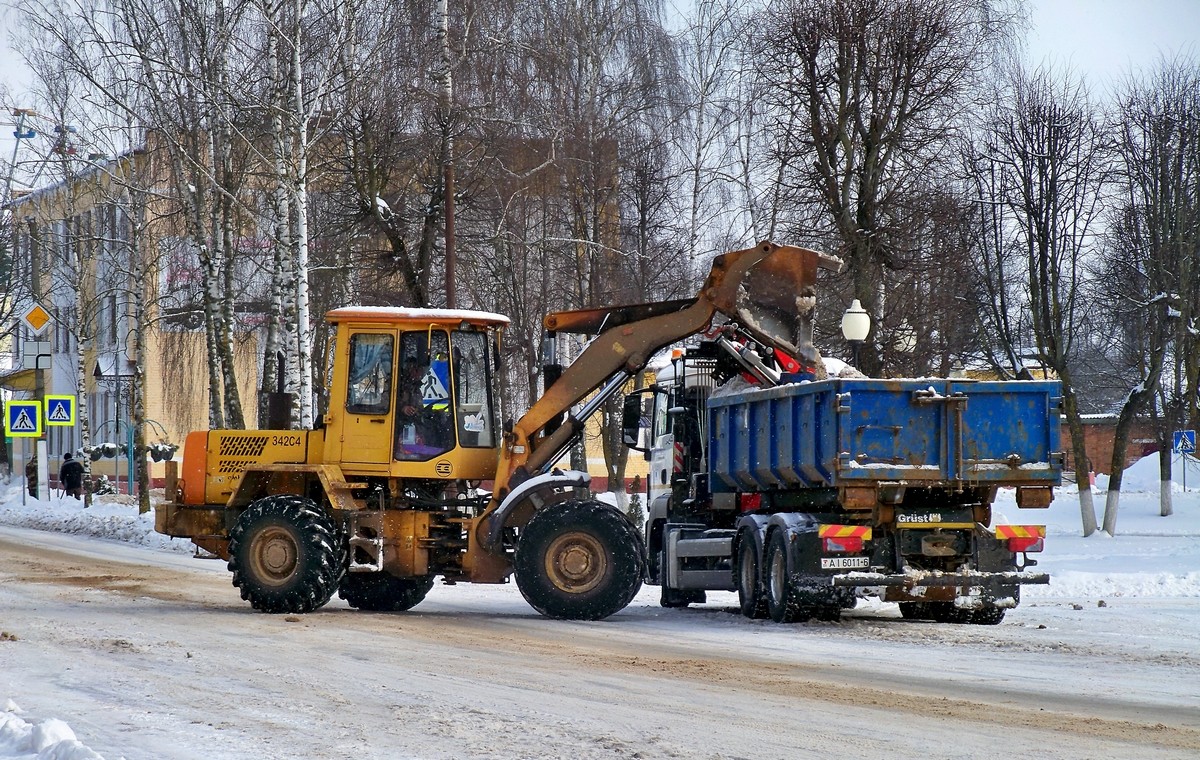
top-left (325, 306), bottom-right (510, 326)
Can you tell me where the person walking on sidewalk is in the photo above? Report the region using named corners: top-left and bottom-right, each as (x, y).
top-left (59, 452), bottom-right (84, 500)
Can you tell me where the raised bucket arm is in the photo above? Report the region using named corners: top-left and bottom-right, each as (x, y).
top-left (478, 242), bottom-right (841, 544)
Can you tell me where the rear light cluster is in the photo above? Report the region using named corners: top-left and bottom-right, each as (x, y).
top-left (995, 525), bottom-right (1046, 553)
top-left (818, 524), bottom-right (872, 553)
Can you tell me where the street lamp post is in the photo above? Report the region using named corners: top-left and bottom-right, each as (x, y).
top-left (841, 299), bottom-right (871, 372)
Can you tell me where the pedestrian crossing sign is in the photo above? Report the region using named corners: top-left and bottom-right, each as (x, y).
top-left (6, 400), bottom-right (42, 437)
top-left (45, 395), bottom-right (76, 427)
top-left (1173, 430), bottom-right (1196, 454)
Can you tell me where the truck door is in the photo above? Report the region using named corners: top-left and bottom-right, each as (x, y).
top-left (341, 331), bottom-right (396, 465)
top-left (648, 389), bottom-right (673, 507)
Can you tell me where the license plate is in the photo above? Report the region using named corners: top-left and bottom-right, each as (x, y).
top-left (821, 556), bottom-right (869, 570)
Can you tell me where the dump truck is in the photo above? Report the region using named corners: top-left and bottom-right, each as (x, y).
top-left (156, 241), bottom-right (836, 619)
top-left (622, 335), bottom-right (1063, 624)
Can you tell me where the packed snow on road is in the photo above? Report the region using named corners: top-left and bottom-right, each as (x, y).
top-left (1, 455), bottom-right (1198, 759)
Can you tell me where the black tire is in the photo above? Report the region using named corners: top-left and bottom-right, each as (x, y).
top-left (898, 602), bottom-right (928, 620)
top-left (514, 500), bottom-right (645, 620)
top-left (764, 530), bottom-right (807, 624)
top-left (228, 495), bottom-right (346, 614)
top-left (339, 572), bottom-right (435, 612)
top-left (927, 601), bottom-right (972, 624)
top-left (735, 536), bottom-right (769, 619)
top-left (970, 605), bottom-right (1007, 625)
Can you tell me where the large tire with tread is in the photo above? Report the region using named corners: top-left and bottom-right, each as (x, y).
top-left (764, 530), bottom-right (807, 624)
top-left (927, 601), bottom-right (972, 624)
top-left (898, 602), bottom-right (929, 620)
top-left (340, 572), bottom-right (435, 612)
top-left (735, 535), bottom-right (769, 619)
top-left (514, 500), bottom-right (645, 620)
top-left (969, 605), bottom-right (1007, 625)
top-left (228, 495), bottom-right (346, 614)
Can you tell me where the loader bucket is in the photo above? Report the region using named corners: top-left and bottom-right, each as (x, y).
top-left (703, 242), bottom-right (842, 367)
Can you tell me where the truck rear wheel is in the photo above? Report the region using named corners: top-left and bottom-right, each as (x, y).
top-left (339, 573), bottom-right (435, 612)
top-left (764, 530), bottom-right (807, 624)
top-left (927, 601), bottom-right (972, 624)
top-left (228, 495), bottom-right (346, 614)
top-left (736, 536), bottom-right (769, 619)
top-left (515, 500), bottom-right (645, 620)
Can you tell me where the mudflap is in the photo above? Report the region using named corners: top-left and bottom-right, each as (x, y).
top-left (782, 527), bottom-right (858, 611)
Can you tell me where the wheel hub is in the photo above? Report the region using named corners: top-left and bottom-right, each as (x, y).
top-left (544, 532), bottom-right (607, 594)
top-left (252, 526), bottom-right (298, 585)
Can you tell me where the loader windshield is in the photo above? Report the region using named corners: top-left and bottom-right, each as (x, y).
top-left (394, 331), bottom-right (454, 460)
top-left (393, 328), bottom-right (497, 460)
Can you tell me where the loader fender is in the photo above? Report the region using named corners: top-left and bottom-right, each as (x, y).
top-left (483, 469), bottom-right (591, 548)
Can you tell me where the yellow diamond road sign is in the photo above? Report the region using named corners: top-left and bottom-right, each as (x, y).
top-left (21, 303), bottom-right (52, 335)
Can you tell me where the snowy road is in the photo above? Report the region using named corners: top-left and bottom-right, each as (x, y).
top-left (1, 524), bottom-right (1198, 760)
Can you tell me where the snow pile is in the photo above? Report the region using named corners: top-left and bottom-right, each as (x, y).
top-left (0, 702), bottom-right (105, 760)
top-left (0, 490), bottom-right (191, 554)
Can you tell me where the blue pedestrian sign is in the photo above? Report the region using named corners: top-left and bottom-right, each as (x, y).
top-left (45, 395), bottom-right (76, 426)
top-left (1173, 430), bottom-right (1196, 454)
top-left (6, 400), bottom-right (43, 437)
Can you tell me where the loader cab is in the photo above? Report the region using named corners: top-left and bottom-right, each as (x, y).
top-left (324, 307), bottom-right (509, 482)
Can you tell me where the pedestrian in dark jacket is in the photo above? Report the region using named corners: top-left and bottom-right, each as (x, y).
top-left (60, 452), bottom-right (84, 500)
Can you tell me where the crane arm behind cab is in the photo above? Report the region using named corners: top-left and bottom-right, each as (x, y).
top-left (479, 242), bottom-right (841, 544)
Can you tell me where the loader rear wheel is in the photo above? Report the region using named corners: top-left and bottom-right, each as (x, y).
top-left (515, 500), bottom-right (645, 620)
top-left (228, 495), bottom-right (346, 614)
top-left (339, 573), bottom-right (435, 612)
top-left (764, 530), bottom-right (807, 624)
top-left (735, 536), bottom-right (769, 619)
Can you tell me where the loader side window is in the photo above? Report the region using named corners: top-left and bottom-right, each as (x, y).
top-left (346, 333), bottom-right (393, 415)
top-left (451, 330), bottom-right (495, 448)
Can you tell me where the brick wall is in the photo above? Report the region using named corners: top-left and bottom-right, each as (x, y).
top-left (1061, 417), bottom-right (1159, 475)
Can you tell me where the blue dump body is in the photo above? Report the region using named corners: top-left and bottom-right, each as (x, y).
top-left (708, 379), bottom-right (1062, 493)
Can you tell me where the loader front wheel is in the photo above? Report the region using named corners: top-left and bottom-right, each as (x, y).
top-left (339, 573), bottom-right (435, 612)
top-left (515, 500), bottom-right (645, 620)
top-left (228, 495), bottom-right (346, 614)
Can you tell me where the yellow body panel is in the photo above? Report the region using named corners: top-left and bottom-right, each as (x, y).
top-left (201, 429), bottom-right (322, 506)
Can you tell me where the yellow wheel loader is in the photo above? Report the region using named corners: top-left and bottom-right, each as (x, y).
top-left (155, 242), bottom-right (837, 619)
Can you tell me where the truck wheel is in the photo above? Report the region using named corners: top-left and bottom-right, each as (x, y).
top-left (228, 495), bottom-right (346, 614)
top-left (735, 537), bottom-right (769, 619)
top-left (927, 601), bottom-right (971, 624)
top-left (898, 602), bottom-right (929, 620)
top-left (764, 530), bottom-right (807, 624)
top-left (339, 573), bottom-right (435, 612)
top-left (515, 500), bottom-right (645, 620)
top-left (969, 606), bottom-right (1007, 625)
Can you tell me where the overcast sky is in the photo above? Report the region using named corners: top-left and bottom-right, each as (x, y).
top-left (1, 0), bottom-right (1198, 177)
